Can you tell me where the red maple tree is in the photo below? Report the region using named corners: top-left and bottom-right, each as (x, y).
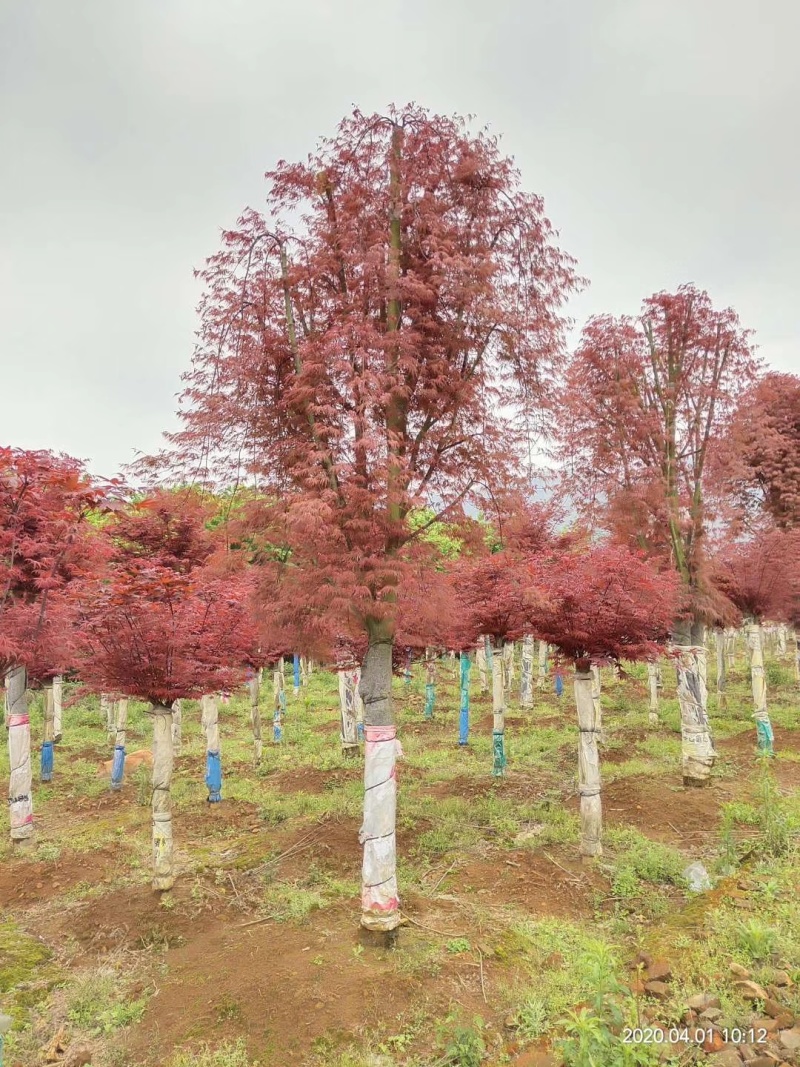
top-left (143, 105), bottom-right (579, 935)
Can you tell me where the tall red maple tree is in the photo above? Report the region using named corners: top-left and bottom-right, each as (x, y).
top-left (145, 105), bottom-right (579, 935)
top-left (558, 285), bottom-right (760, 785)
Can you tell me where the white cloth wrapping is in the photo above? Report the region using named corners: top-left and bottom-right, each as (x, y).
top-left (359, 725), bottom-right (403, 929)
top-left (7, 666), bottom-right (33, 840)
top-left (520, 634), bottom-right (534, 708)
top-left (575, 671), bottom-right (602, 857)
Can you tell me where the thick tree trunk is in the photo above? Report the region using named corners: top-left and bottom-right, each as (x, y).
top-left (424, 648), bottom-right (436, 719)
top-left (520, 634), bottom-right (534, 709)
top-left (575, 669), bottom-right (602, 859)
top-left (171, 699), bottom-right (182, 756)
top-left (52, 675), bottom-right (63, 743)
top-left (590, 665), bottom-right (604, 743)
top-left (339, 668), bottom-right (359, 757)
top-left (248, 675), bottom-right (262, 764)
top-left (202, 694), bottom-right (222, 802)
top-left (151, 704), bottom-right (175, 891)
top-left (674, 622), bottom-right (715, 786)
top-left (490, 641), bottom-right (506, 777)
top-left (358, 620), bottom-right (401, 935)
top-left (714, 629), bottom-right (727, 709)
top-left (647, 662), bottom-right (660, 724)
top-left (110, 698), bottom-right (128, 790)
top-left (41, 686), bottom-right (55, 782)
top-left (7, 666), bottom-right (33, 842)
top-left (746, 621), bottom-right (775, 755)
top-left (537, 640), bottom-right (548, 690)
top-left (459, 651), bottom-right (471, 745)
top-left (476, 637), bottom-right (487, 694)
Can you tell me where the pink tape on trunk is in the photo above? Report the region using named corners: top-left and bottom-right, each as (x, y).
top-left (8, 714), bottom-right (30, 728)
top-left (364, 725), bottom-right (396, 743)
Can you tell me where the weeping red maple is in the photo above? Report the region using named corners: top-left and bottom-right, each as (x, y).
top-left (145, 105), bottom-right (580, 936)
top-left (559, 285), bottom-right (760, 785)
top-left (65, 490), bottom-right (258, 889)
top-left (531, 544), bottom-right (679, 857)
top-left (1, 447), bottom-right (110, 843)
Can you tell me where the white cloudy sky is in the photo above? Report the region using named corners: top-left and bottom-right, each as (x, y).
top-left (2, 0), bottom-right (798, 479)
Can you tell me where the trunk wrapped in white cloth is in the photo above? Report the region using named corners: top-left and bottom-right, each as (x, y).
top-left (574, 670), bottom-right (602, 858)
top-left (675, 644), bottom-right (715, 786)
top-left (590, 665), bottom-right (604, 742)
top-left (272, 667), bottom-right (284, 742)
top-left (777, 624), bottom-right (787, 658)
top-left (201, 695), bottom-right (222, 802)
top-left (502, 642), bottom-right (514, 693)
top-left (520, 634), bottom-right (534, 708)
top-left (7, 666), bottom-right (33, 842)
top-left (53, 675), bottom-right (63, 743)
top-left (339, 668), bottom-right (359, 756)
top-left (746, 622), bottom-right (774, 755)
top-left (476, 638), bottom-right (487, 694)
top-left (491, 642), bottom-right (506, 777)
top-left (171, 699), bottom-right (182, 756)
top-left (424, 649), bottom-right (436, 719)
top-left (724, 628), bottom-right (737, 669)
top-left (300, 656), bottom-right (309, 687)
top-left (359, 724), bottom-right (402, 930)
top-left (537, 640), bottom-right (548, 689)
top-left (151, 704), bottom-right (175, 891)
top-left (647, 662), bottom-right (661, 724)
top-left (101, 693), bottom-right (114, 738)
top-left (714, 629), bottom-right (727, 710)
top-left (354, 668), bottom-right (364, 740)
top-left (248, 675), bottom-right (262, 764)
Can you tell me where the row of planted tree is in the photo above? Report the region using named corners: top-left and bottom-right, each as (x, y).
top-left (2, 454), bottom-right (799, 930)
top-left (4, 104), bottom-right (800, 941)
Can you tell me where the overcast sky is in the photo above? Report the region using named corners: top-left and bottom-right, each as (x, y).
top-left (2, 0), bottom-right (798, 480)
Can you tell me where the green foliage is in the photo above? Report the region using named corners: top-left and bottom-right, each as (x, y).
top-left (407, 507), bottom-right (464, 561)
top-left (735, 918), bottom-right (778, 960)
top-left (167, 1039), bottom-right (258, 1067)
top-left (437, 1016), bottom-right (486, 1067)
top-left (66, 973), bottom-right (148, 1035)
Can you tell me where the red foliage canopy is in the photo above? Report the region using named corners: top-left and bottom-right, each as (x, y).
top-left (0, 447), bottom-right (111, 679)
top-left (558, 286), bottom-right (759, 624)
top-left (531, 544), bottom-right (680, 670)
top-left (713, 529), bottom-right (800, 623)
top-left (714, 372), bottom-right (800, 532)
top-left (145, 105), bottom-right (579, 645)
top-left (65, 492), bottom-right (257, 704)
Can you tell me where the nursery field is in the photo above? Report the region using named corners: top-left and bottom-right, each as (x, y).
top-left (2, 655), bottom-right (800, 1067)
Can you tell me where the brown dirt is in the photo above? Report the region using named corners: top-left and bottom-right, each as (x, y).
top-left (265, 766), bottom-right (360, 796)
top-left (0, 846), bottom-right (124, 907)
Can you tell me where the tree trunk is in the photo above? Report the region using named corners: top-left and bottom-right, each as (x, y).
top-left (292, 653), bottom-right (301, 696)
top-left (7, 666), bottom-right (33, 842)
top-left (171, 699), bottom-right (182, 756)
top-left (424, 648), bottom-right (436, 719)
top-left (248, 675), bottom-right (262, 764)
top-left (100, 693), bottom-right (113, 738)
top-left (41, 686), bottom-right (55, 782)
top-left (574, 669), bottom-right (602, 859)
top-left (674, 622), bottom-right (715, 786)
top-left (300, 655), bottom-right (309, 687)
top-left (272, 667), bottom-right (284, 742)
top-left (647, 662), bottom-right (660, 724)
top-left (354, 667), bottom-right (364, 741)
top-left (536, 640), bottom-right (548, 689)
top-left (777, 624), bottom-right (787, 658)
top-left (476, 637), bottom-right (487, 694)
top-left (358, 620), bottom-right (401, 936)
top-left (110, 698), bottom-right (128, 790)
top-left (590, 665), bottom-right (604, 743)
top-left (339, 668), bottom-right (359, 757)
top-left (459, 651), bottom-right (471, 745)
top-left (713, 629), bottom-right (727, 710)
top-left (151, 703), bottom-right (175, 891)
top-left (490, 641), bottom-right (506, 777)
top-left (520, 634), bottom-right (534, 709)
top-left (202, 694), bottom-right (222, 802)
top-left (52, 675), bottom-right (63, 743)
top-left (502, 641), bottom-right (514, 693)
top-left (793, 630), bottom-right (800, 686)
top-left (724, 628), bottom-right (737, 669)
top-left (746, 621), bottom-right (775, 755)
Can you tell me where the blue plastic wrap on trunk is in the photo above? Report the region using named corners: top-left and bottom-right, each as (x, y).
top-left (206, 750), bottom-right (222, 802)
top-left (110, 745), bottom-right (126, 790)
top-left (424, 682), bottom-right (435, 719)
top-left (459, 652), bottom-right (471, 745)
top-left (40, 740), bottom-right (54, 782)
